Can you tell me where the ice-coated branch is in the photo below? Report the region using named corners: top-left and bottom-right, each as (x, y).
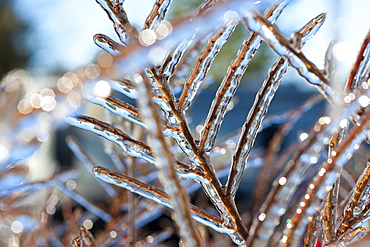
top-left (280, 111), bottom-right (370, 247)
top-left (226, 57), bottom-right (288, 198)
top-left (144, 0), bottom-right (173, 30)
top-left (303, 211), bottom-right (321, 247)
top-left (93, 166), bottom-right (238, 236)
top-left (95, 0), bottom-right (138, 41)
top-left (147, 69), bottom-right (249, 244)
top-left (226, 13), bottom-right (326, 199)
top-left (179, 16), bottom-right (238, 112)
top-left (241, 12), bottom-right (336, 103)
top-left (66, 115), bottom-right (156, 163)
top-left (66, 115), bottom-right (206, 180)
top-left (345, 31), bottom-right (370, 94)
top-left (199, 0), bottom-right (289, 152)
top-left (93, 34), bottom-right (125, 54)
top-left (134, 74), bottom-right (204, 247)
top-left (85, 95), bottom-right (145, 128)
top-left (251, 95), bottom-right (323, 213)
top-left (336, 158), bottom-right (370, 238)
top-left (249, 85), bottom-right (370, 246)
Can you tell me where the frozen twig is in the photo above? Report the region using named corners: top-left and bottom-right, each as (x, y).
top-left (242, 12), bottom-right (336, 103)
top-left (144, 0), bottom-right (173, 30)
top-left (200, 0), bottom-right (289, 152)
top-left (345, 31), bottom-right (370, 94)
top-left (93, 166), bottom-right (236, 241)
top-left (134, 74), bottom-right (204, 246)
top-left (226, 12), bottom-right (326, 199)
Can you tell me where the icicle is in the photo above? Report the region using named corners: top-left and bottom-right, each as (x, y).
top-left (200, 0), bottom-right (290, 152)
top-left (93, 34), bottom-right (125, 54)
top-left (179, 16), bottom-right (238, 112)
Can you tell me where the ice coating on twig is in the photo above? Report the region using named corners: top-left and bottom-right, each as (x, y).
top-left (226, 12), bottom-right (325, 199)
top-left (93, 34), bottom-right (125, 54)
top-left (66, 115), bottom-right (155, 163)
top-left (93, 166), bottom-right (237, 237)
top-left (179, 16), bottom-right (238, 112)
top-left (144, 0), bottom-right (173, 30)
top-left (200, 0), bottom-right (289, 152)
top-left (135, 75), bottom-right (204, 246)
top-left (85, 94), bottom-right (146, 128)
top-left (346, 31), bottom-right (370, 93)
top-left (280, 112), bottom-right (370, 246)
top-left (95, 0), bottom-right (137, 42)
top-left (226, 58), bottom-right (289, 198)
top-left (241, 12), bottom-right (336, 103)
top-left (337, 158), bottom-right (370, 237)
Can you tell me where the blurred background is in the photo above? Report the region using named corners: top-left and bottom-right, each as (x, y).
top-left (1, 0), bottom-right (370, 221)
top-left (0, 0), bottom-right (370, 244)
top-left (2, 0), bottom-right (370, 77)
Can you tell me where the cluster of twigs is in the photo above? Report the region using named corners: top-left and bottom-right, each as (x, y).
top-left (1, 0), bottom-right (370, 246)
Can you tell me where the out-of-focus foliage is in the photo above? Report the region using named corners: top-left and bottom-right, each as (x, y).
top-left (0, 0), bottom-right (30, 78)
